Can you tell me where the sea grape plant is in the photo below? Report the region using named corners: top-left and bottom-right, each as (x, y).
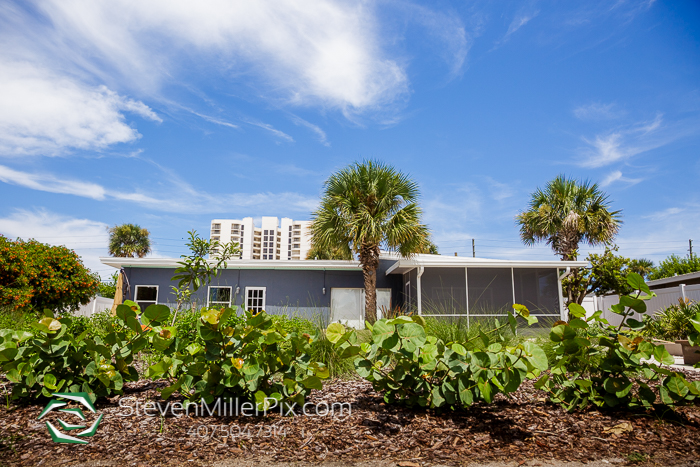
top-left (326, 306), bottom-right (548, 409)
top-left (0, 301), bottom-right (169, 400)
top-left (147, 307), bottom-right (329, 409)
top-left (536, 272), bottom-right (700, 410)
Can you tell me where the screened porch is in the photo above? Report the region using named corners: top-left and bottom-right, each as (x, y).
top-left (386, 255), bottom-right (588, 325)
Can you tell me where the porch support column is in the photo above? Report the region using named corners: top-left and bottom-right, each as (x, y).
top-left (417, 266), bottom-right (425, 316)
top-left (465, 267), bottom-right (469, 328)
top-left (557, 267), bottom-right (571, 320)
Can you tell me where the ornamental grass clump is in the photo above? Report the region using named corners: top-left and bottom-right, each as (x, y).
top-left (641, 298), bottom-right (700, 342)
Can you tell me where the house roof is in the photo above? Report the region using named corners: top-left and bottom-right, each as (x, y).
top-left (99, 257), bottom-right (363, 271)
top-left (100, 253), bottom-right (588, 274)
top-left (383, 253), bottom-right (588, 275)
top-left (646, 270), bottom-right (700, 289)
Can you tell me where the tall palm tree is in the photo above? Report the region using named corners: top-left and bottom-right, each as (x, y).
top-left (108, 223), bottom-right (152, 258)
top-left (310, 160), bottom-right (430, 323)
top-left (516, 175), bottom-right (621, 260)
top-left (516, 175), bottom-right (622, 304)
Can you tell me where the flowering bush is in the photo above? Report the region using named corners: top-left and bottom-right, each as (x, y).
top-left (0, 235), bottom-right (99, 312)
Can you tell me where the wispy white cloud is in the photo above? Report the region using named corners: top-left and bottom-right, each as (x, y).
top-left (242, 119), bottom-right (294, 143)
top-left (578, 114), bottom-right (666, 167)
top-left (423, 183), bottom-right (484, 244)
top-left (398, 3), bottom-right (471, 78)
top-left (484, 176), bottom-right (516, 201)
top-left (290, 115), bottom-right (329, 146)
top-left (0, 164), bottom-right (318, 215)
top-left (185, 109), bottom-right (239, 130)
top-left (0, 208), bottom-right (110, 274)
top-left (600, 169), bottom-right (643, 187)
top-left (573, 102), bottom-right (622, 120)
top-left (0, 60), bottom-right (160, 156)
top-left (0, 165), bottom-right (107, 199)
top-left (493, 11), bottom-right (539, 48)
top-left (642, 206), bottom-right (685, 223)
top-left (17, 0), bottom-right (409, 114)
top-left (506, 12), bottom-right (539, 37)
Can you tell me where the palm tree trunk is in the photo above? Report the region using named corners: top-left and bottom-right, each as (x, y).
top-left (360, 244), bottom-right (380, 324)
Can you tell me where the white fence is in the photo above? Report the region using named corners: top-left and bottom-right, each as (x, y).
top-left (595, 283), bottom-right (700, 327)
top-left (73, 296), bottom-right (114, 317)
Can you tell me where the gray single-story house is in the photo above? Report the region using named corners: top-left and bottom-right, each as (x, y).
top-left (100, 254), bottom-right (587, 327)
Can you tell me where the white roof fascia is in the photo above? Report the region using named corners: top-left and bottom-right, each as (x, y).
top-left (384, 257), bottom-right (588, 275)
top-left (99, 257), bottom-right (362, 271)
top-left (646, 270), bottom-right (700, 287)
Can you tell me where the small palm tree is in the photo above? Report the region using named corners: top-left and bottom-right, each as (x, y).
top-left (108, 223), bottom-right (151, 258)
top-left (305, 243), bottom-right (353, 260)
top-left (516, 175), bottom-right (622, 305)
top-left (516, 175), bottom-right (621, 260)
top-left (310, 160), bottom-right (430, 323)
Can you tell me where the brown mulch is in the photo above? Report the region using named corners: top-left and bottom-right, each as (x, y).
top-left (1, 372), bottom-right (700, 467)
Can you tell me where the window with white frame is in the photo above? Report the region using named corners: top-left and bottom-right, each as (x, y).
top-left (208, 286), bottom-right (232, 307)
top-left (134, 285), bottom-right (158, 311)
top-left (245, 287), bottom-right (266, 314)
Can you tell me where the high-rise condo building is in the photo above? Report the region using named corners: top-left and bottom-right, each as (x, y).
top-left (209, 217), bottom-right (312, 260)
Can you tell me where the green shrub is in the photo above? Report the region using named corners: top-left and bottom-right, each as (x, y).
top-left (63, 311), bottom-right (122, 341)
top-left (326, 306), bottom-right (546, 408)
top-left (271, 314), bottom-right (319, 336)
top-left (536, 273), bottom-right (700, 411)
top-left (641, 299), bottom-right (700, 342)
top-left (648, 254), bottom-right (700, 280)
top-left (0, 302), bottom-right (170, 400)
top-left (148, 307), bottom-right (328, 409)
top-left (98, 272), bottom-right (119, 299)
top-left (0, 235), bottom-right (100, 313)
top-left (0, 307), bottom-right (36, 333)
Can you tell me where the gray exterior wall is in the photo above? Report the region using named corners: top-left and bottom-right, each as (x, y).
top-left (122, 259), bottom-right (401, 321)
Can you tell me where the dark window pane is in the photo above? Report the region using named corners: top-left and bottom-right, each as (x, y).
top-left (209, 287), bottom-right (231, 303)
top-left (136, 286), bottom-right (157, 301)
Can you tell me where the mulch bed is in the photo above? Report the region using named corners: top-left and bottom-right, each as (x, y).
top-left (2, 371), bottom-right (700, 467)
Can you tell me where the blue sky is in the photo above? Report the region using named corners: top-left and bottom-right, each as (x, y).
top-left (0, 0), bottom-right (699, 277)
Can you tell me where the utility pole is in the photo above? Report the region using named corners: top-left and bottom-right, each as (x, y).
top-left (690, 239), bottom-right (694, 260)
top-left (472, 238), bottom-right (475, 258)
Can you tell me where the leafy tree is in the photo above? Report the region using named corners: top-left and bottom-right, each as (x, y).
top-left (108, 223), bottom-right (151, 258)
top-left (0, 236), bottom-right (99, 312)
top-left (170, 230), bottom-right (239, 324)
top-left (516, 175), bottom-right (622, 305)
top-left (98, 271), bottom-right (119, 298)
top-left (422, 240), bottom-right (439, 255)
top-left (305, 243), bottom-right (353, 260)
top-left (310, 160), bottom-right (430, 323)
top-left (648, 254), bottom-right (700, 281)
top-left (563, 247), bottom-right (654, 302)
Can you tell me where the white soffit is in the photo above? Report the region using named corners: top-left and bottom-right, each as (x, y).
top-left (384, 254), bottom-right (588, 275)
